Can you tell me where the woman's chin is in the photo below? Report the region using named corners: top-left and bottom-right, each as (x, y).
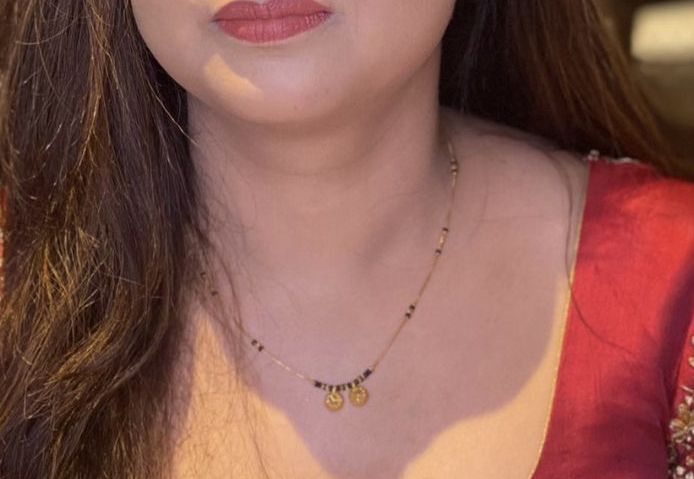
top-left (190, 83), bottom-right (354, 128)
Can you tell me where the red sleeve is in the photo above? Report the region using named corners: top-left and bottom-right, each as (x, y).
top-left (590, 160), bottom-right (694, 477)
top-left (534, 157), bottom-right (694, 478)
top-left (588, 161), bottom-right (694, 476)
top-left (579, 159), bottom-right (694, 399)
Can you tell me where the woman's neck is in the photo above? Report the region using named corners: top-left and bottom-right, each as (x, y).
top-left (189, 75), bottom-right (453, 287)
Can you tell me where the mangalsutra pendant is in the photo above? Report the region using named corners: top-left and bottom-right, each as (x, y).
top-left (318, 368), bottom-right (373, 412)
top-left (349, 385), bottom-right (369, 406)
top-left (323, 386), bottom-right (369, 411)
top-left (324, 390), bottom-right (344, 411)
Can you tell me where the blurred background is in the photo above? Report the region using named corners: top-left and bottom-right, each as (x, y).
top-left (601, 0), bottom-right (694, 158)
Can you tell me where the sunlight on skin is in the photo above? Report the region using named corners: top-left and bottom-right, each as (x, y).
top-left (169, 315), bottom-right (255, 478)
top-left (401, 279), bottom-right (569, 478)
top-left (170, 275), bottom-right (570, 478)
top-left (401, 293), bottom-right (566, 478)
top-left (202, 54), bottom-right (262, 100)
top-left (258, 275), bottom-right (565, 479)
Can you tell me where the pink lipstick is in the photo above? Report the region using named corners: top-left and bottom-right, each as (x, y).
top-left (212, 0), bottom-right (333, 44)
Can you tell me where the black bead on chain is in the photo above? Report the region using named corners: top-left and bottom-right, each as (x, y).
top-left (247, 329), bottom-right (373, 410)
top-left (311, 368), bottom-right (373, 392)
top-left (250, 338), bottom-right (264, 352)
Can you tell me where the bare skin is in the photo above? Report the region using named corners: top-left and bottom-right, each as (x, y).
top-left (168, 109), bottom-right (590, 479)
top-left (130, 1), bottom-right (590, 477)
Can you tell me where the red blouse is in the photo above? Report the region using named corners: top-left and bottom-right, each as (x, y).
top-left (531, 155), bottom-right (694, 478)
top-left (0, 154), bottom-right (693, 477)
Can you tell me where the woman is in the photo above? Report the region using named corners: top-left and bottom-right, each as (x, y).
top-left (0, 0), bottom-right (692, 477)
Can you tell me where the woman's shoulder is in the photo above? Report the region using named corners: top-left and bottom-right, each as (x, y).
top-left (444, 109), bottom-right (694, 347)
top-left (453, 108), bottom-right (694, 222)
top-left (440, 111), bottom-right (694, 474)
top-left (443, 107), bottom-right (693, 228)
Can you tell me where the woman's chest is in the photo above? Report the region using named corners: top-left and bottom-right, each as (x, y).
top-left (168, 166), bottom-right (587, 478)
top-left (168, 255), bottom-right (572, 478)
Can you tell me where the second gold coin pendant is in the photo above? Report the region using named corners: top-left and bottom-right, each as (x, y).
top-left (349, 385), bottom-right (369, 406)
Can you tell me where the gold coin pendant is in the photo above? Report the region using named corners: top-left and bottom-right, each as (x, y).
top-left (324, 390), bottom-right (344, 411)
top-left (349, 385), bottom-right (369, 407)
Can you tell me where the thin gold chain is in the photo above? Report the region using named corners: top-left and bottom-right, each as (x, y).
top-left (200, 120), bottom-right (460, 410)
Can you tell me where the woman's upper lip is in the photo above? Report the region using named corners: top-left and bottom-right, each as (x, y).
top-left (212, 0), bottom-right (332, 22)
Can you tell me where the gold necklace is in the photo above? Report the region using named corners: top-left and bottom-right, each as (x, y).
top-left (200, 124), bottom-right (460, 412)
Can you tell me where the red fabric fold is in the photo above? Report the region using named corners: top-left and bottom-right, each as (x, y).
top-left (533, 159), bottom-right (694, 478)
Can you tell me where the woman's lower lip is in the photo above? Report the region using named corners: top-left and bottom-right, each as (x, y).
top-left (215, 11), bottom-right (332, 44)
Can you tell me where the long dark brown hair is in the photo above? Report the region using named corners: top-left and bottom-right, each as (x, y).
top-left (0, 0), bottom-right (689, 477)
